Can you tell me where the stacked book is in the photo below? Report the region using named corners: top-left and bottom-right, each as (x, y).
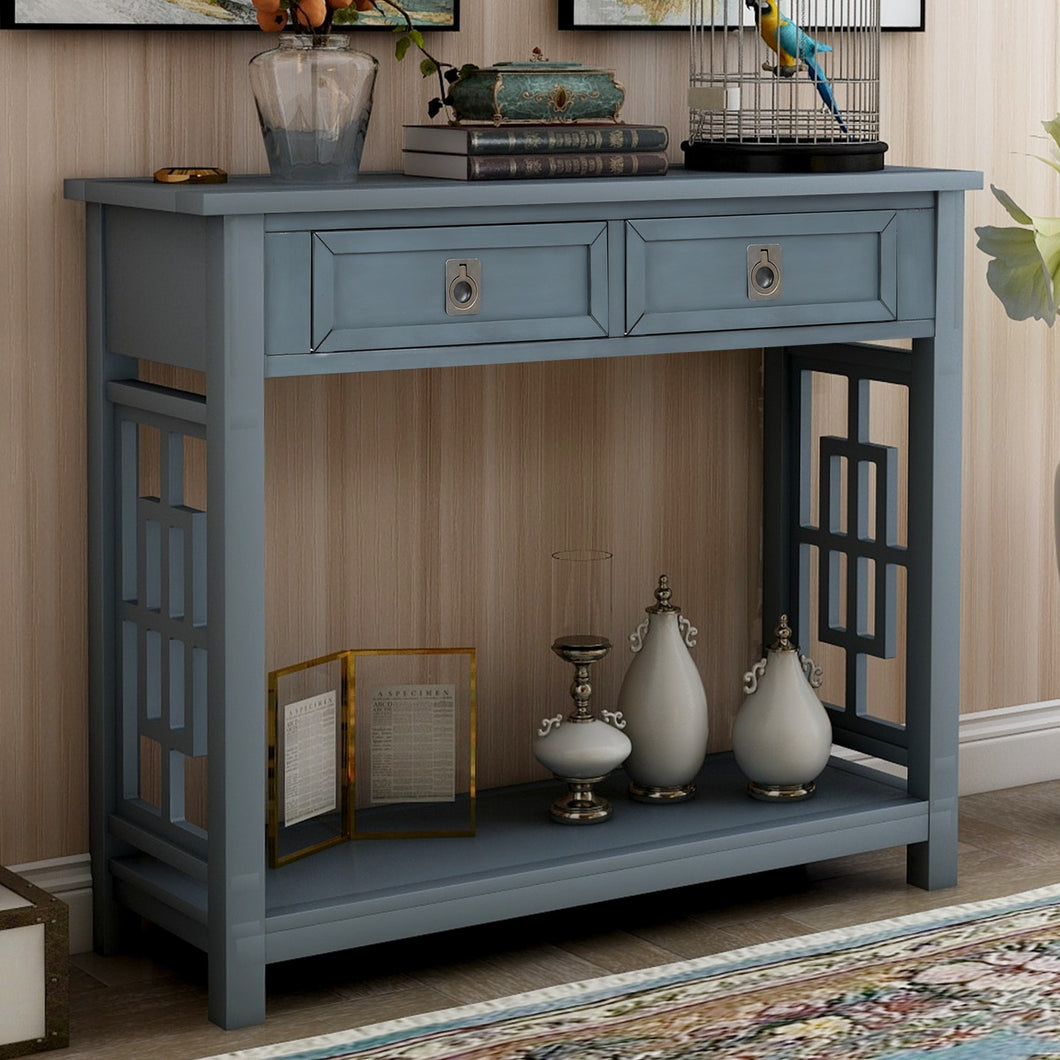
top-left (402, 123), bottom-right (670, 181)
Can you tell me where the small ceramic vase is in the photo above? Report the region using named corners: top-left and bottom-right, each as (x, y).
top-left (732, 615), bottom-right (832, 801)
top-left (533, 715), bottom-right (631, 778)
top-left (616, 575), bottom-right (709, 802)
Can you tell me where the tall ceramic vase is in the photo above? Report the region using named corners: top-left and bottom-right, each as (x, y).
top-left (731, 615), bottom-right (832, 801)
top-left (249, 35), bottom-right (378, 183)
top-left (616, 575), bottom-right (709, 802)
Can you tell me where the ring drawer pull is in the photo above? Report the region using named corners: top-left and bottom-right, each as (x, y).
top-left (445, 258), bottom-right (482, 315)
top-left (747, 244), bottom-right (783, 301)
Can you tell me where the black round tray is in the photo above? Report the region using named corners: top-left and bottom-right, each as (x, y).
top-left (681, 139), bottom-right (888, 174)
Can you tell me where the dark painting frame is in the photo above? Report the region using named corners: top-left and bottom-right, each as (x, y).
top-left (0, 0), bottom-right (459, 30)
top-left (558, 0), bottom-right (924, 31)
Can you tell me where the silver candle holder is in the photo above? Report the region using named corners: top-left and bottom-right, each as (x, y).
top-left (532, 551), bottom-right (631, 824)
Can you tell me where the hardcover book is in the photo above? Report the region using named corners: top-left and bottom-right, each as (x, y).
top-left (402, 123), bottom-right (670, 156)
top-left (402, 149), bottom-right (670, 181)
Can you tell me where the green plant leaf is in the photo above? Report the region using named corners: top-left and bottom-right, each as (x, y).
top-left (408, 27), bottom-right (425, 49)
top-left (1035, 215), bottom-right (1060, 300)
top-left (420, 57), bottom-right (438, 77)
top-left (978, 115), bottom-right (1060, 328)
top-left (976, 222), bottom-right (1059, 326)
top-left (394, 35), bottom-right (411, 61)
top-left (1044, 113), bottom-right (1060, 153)
top-left (1035, 154), bottom-right (1060, 177)
top-left (1029, 115), bottom-right (1060, 176)
top-left (991, 184), bottom-right (1034, 226)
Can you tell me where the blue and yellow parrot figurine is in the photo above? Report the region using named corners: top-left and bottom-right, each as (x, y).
top-left (744, 0), bottom-right (848, 135)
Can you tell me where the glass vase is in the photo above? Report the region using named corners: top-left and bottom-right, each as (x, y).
top-left (249, 35), bottom-right (379, 183)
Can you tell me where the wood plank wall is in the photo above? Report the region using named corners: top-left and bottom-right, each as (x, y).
top-left (1, 0), bottom-right (1057, 864)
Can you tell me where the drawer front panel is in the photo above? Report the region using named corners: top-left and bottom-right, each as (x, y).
top-left (296, 222), bottom-right (608, 354)
top-left (626, 211), bottom-right (900, 335)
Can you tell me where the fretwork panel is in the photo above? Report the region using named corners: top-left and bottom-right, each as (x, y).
top-left (815, 433), bottom-right (903, 655)
top-left (115, 407), bottom-right (209, 850)
top-left (793, 351), bottom-right (911, 755)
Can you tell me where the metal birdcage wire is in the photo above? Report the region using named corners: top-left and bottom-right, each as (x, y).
top-left (685, 0), bottom-right (884, 172)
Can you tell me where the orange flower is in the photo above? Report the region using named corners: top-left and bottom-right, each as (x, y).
top-left (256, 7), bottom-right (287, 30)
top-left (290, 0), bottom-right (327, 28)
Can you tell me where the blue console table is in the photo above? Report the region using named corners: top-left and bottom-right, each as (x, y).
top-left (66, 166), bottom-right (980, 1029)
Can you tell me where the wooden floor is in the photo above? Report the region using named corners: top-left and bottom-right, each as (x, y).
top-left (63, 779), bottom-right (1060, 1058)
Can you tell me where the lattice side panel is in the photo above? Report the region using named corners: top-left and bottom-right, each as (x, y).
top-left (792, 353), bottom-right (911, 763)
top-left (115, 407), bottom-right (209, 854)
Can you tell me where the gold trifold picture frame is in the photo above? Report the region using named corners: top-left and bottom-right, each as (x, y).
top-left (267, 647), bottom-right (476, 867)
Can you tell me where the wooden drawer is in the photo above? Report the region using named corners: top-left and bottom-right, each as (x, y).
top-left (265, 222), bottom-right (608, 356)
top-left (625, 210), bottom-right (901, 335)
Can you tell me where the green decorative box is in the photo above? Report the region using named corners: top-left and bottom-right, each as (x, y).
top-left (448, 62), bottom-right (626, 125)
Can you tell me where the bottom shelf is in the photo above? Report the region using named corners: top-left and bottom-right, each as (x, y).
top-left (111, 752), bottom-right (929, 965)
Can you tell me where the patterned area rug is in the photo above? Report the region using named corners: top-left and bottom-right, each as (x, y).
top-left (201, 884), bottom-right (1060, 1060)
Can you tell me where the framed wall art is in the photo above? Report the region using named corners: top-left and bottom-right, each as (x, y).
top-left (0, 0), bottom-right (459, 30)
top-left (558, 0), bottom-right (924, 31)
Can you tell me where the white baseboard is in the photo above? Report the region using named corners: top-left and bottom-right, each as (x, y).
top-left (833, 699), bottom-right (1060, 795)
top-left (9, 700), bottom-right (1060, 956)
top-left (954, 699), bottom-right (1060, 795)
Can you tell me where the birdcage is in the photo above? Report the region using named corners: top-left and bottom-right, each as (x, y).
top-left (683, 0), bottom-right (885, 172)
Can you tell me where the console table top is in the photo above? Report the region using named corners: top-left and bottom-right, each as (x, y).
top-left (65, 166), bottom-right (982, 217)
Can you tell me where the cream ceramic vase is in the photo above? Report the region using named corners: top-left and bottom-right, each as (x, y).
top-left (533, 716), bottom-right (632, 785)
top-left (732, 615), bottom-right (832, 801)
top-left (616, 575), bottom-right (709, 802)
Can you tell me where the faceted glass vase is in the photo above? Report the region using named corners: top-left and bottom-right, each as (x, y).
top-left (249, 35), bottom-right (379, 183)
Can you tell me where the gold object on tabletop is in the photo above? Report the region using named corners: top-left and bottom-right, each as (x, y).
top-left (153, 167), bottom-right (228, 184)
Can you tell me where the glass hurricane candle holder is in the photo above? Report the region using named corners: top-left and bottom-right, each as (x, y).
top-left (533, 551), bottom-right (631, 824)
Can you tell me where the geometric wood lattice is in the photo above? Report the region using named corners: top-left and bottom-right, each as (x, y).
top-left (793, 359), bottom-right (910, 739)
top-left (816, 434), bottom-right (902, 658)
top-left (115, 405), bottom-right (209, 848)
